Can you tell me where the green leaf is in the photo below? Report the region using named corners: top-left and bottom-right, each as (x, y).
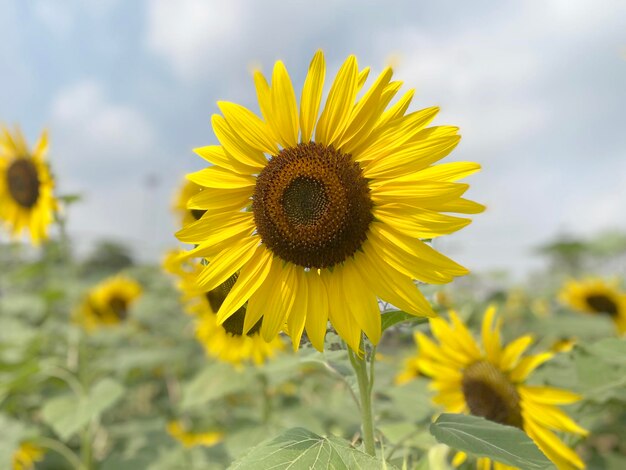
top-left (381, 310), bottom-right (427, 332)
top-left (429, 414), bottom-right (553, 470)
top-left (42, 378), bottom-right (125, 440)
top-left (583, 338), bottom-right (626, 365)
top-left (228, 427), bottom-right (395, 470)
top-left (180, 363), bottom-right (254, 410)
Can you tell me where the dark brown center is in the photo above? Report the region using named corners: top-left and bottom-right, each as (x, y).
top-left (206, 274), bottom-right (261, 336)
top-left (462, 361), bottom-right (523, 428)
top-left (586, 294), bottom-right (618, 317)
top-left (7, 158), bottom-right (40, 208)
top-left (109, 296), bottom-right (129, 320)
top-left (252, 142), bottom-right (373, 268)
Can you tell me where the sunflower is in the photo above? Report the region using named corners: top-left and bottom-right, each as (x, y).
top-left (399, 307), bottom-right (587, 470)
top-left (166, 420), bottom-right (223, 448)
top-left (0, 126), bottom-right (57, 245)
top-left (178, 259), bottom-right (284, 365)
top-left (173, 178), bottom-right (205, 228)
top-left (74, 275), bottom-right (142, 330)
top-left (12, 442), bottom-right (44, 470)
top-left (176, 50), bottom-right (484, 352)
top-left (559, 278), bottom-right (626, 334)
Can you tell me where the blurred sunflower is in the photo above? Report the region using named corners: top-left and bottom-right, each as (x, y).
top-left (176, 50), bottom-right (484, 352)
top-left (179, 260), bottom-right (284, 365)
top-left (173, 178), bottom-right (205, 228)
top-left (166, 420), bottom-right (223, 448)
top-left (75, 275), bottom-right (142, 330)
top-left (0, 126), bottom-right (57, 245)
top-left (559, 278), bottom-right (626, 334)
top-left (399, 307), bottom-right (587, 470)
top-left (12, 442), bottom-right (44, 470)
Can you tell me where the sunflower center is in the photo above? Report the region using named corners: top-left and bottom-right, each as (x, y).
top-left (253, 142), bottom-right (373, 269)
top-left (109, 296), bottom-right (129, 320)
top-left (190, 209), bottom-right (206, 221)
top-left (205, 274), bottom-right (261, 336)
top-left (462, 361), bottom-right (522, 428)
top-left (585, 294), bottom-right (618, 317)
top-left (6, 158), bottom-right (40, 208)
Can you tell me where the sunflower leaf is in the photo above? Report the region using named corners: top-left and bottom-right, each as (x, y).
top-left (381, 310), bottom-right (427, 332)
top-left (228, 427), bottom-right (397, 470)
top-left (41, 378), bottom-right (125, 441)
top-left (429, 413), bottom-right (553, 470)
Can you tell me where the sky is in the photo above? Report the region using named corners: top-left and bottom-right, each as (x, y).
top-left (1, 0), bottom-right (625, 277)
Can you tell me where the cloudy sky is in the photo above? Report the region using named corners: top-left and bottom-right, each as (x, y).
top-left (1, 0), bottom-right (625, 277)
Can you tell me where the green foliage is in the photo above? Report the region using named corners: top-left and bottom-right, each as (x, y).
top-left (42, 378), bottom-right (125, 440)
top-left (228, 427), bottom-right (393, 470)
top-left (430, 414), bottom-right (553, 469)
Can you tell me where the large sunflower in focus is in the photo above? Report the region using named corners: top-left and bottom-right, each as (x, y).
top-left (176, 51), bottom-right (484, 352)
top-left (173, 258), bottom-right (284, 365)
top-left (559, 278), bottom-right (626, 334)
top-left (400, 308), bottom-right (587, 470)
top-left (75, 276), bottom-right (142, 330)
top-left (0, 127), bottom-right (57, 244)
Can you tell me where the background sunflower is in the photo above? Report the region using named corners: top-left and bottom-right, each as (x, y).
top-left (0, 127), bottom-right (57, 245)
top-left (400, 307), bottom-right (587, 470)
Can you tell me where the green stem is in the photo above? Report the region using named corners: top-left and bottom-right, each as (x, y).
top-left (34, 436), bottom-right (86, 470)
top-left (348, 346), bottom-right (376, 456)
top-left (259, 373), bottom-right (272, 424)
top-left (80, 422), bottom-right (93, 470)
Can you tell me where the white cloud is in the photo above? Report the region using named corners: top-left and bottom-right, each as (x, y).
top-left (51, 80), bottom-right (155, 184)
top-left (145, 0), bottom-right (245, 80)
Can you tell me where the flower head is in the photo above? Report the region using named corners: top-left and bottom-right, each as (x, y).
top-left (0, 126), bottom-right (58, 245)
top-left (166, 420), bottom-right (223, 448)
top-left (74, 275), bottom-right (142, 330)
top-left (12, 442), bottom-right (44, 470)
top-left (399, 307), bottom-right (587, 470)
top-left (559, 278), bottom-right (626, 334)
top-left (176, 51), bottom-right (483, 352)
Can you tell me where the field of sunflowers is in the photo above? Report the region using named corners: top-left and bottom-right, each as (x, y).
top-left (2, 50), bottom-right (626, 470)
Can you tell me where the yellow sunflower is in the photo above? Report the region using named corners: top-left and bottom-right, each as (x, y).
top-left (74, 275), bottom-right (142, 330)
top-left (173, 178), bottom-right (205, 228)
top-left (399, 307), bottom-right (587, 470)
top-left (559, 278), bottom-right (626, 334)
top-left (12, 442), bottom-right (44, 470)
top-left (166, 420), bottom-right (223, 448)
top-left (0, 126), bottom-right (57, 245)
top-left (176, 50), bottom-right (484, 352)
top-left (178, 260), bottom-right (284, 365)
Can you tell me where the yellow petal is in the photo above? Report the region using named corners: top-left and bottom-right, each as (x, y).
top-left (304, 270), bottom-right (329, 351)
top-left (261, 262), bottom-right (298, 341)
top-left (375, 88), bottom-right (414, 129)
top-left (315, 55), bottom-right (358, 146)
top-left (343, 259), bottom-right (381, 345)
top-left (480, 306), bottom-right (502, 363)
top-left (524, 420), bottom-right (585, 470)
top-left (212, 114), bottom-right (267, 169)
top-left (218, 102), bottom-right (278, 154)
top-left (374, 206), bottom-right (471, 238)
top-left (519, 386), bottom-right (583, 405)
top-left (500, 335), bottom-right (534, 371)
top-left (363, 136), bottom-right (461, 179)
top-left (187, 167), bottom-right (256, 189)
top-left (412, 162), bottom-right (482, 182)
top-left (216, 246), bottom-right (274, 324)
top-left (287, 269), bottom-right (308, 350)
top-left (509, 352), bottom-right (554, 382)
top-left (196, 236), bottom-right (260, 291)
top-left (326, 265), bottom-right (362, 353)
top-left (299, 50), bottom-right (325, 143)
top-left (176, 212), bottom-right (254, 243)
top-left (370, 180), bottom-right (469, 205)
top-left (187, 187), bottom-right (251, 212)
top-left (271, 61), bottom-right (299, 148)
top-left (521, 401), bottom-right (588, 436)
top-left (194, 145), bottom-right (260, 174)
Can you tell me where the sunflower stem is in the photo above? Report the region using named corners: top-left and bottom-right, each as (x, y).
top-left (348, 345), bottom-right (376, 456)
top-left (34, 436), bottom-right (86, 470)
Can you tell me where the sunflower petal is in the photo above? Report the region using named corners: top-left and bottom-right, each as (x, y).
top-left (196, 237), bottom-right (260, 291)
top-left (271, 61), bottom-right (299, 148)
top-left (304, 271), bottom-right (329, 351)
top-left (187, 166), bottom-right (256, 189)
top-left (218, 102), bottom-right (278, 154)
top-left (300, 50), bottom-right (325, 143)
